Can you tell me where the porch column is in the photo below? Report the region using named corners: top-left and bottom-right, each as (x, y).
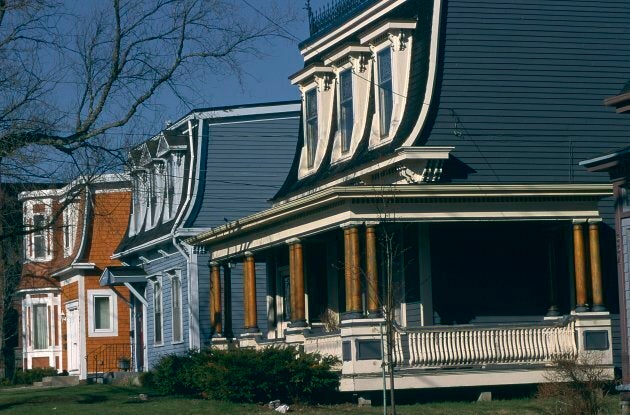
top-left (573, 220), bottom-right (588, 312)
top-left (222, 263), bottom-right (233, 338)
top-left (588, 219), bottom-right (606, 311)
top-left (210, 262), bottom-right (222, 336)
top-left (365, 224), bottom-right (380, 317)
top-left (343, 224), bottom-right (362, 319)
top-left (243, 252), bottom-right (258, 333)
top-left (288, 238), bottom-right (306, 327)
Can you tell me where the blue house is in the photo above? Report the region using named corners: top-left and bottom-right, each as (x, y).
top-left (102, 101), bottom-right (300, 370)
top-left (189, 0), bottom-right (630, 393)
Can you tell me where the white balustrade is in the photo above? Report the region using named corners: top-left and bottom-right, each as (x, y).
top-left (304, 334), bottom-right (343, 361)
top-left (404, 320), bottom-right (577, 367)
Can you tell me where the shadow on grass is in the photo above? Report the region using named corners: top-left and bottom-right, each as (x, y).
top-left (77, 394), bottom-right (109, 404)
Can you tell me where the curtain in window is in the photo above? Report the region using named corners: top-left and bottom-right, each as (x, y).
top-left (32, 304), bottom-right (48, 349)
top-left (171, 277), bottom-right (182, 342)
top-left (94, 297), bottom-right (111, 330)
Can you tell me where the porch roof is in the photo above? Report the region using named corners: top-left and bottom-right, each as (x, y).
top-left (186, 183), bottom-right (612, 261)
top-left (99, 266), bottom-right (147, 286)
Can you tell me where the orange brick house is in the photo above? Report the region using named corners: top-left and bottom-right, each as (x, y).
top-left (16, 174), bottom-right (132, 379)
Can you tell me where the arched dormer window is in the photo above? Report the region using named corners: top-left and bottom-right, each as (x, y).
top-left (305, 88), bottom-right (319, 168)
top-left (130, 170), bottom-right (148, 234)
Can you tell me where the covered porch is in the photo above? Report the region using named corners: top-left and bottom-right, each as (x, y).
top-left (189, 184), bottom-right (616, 392)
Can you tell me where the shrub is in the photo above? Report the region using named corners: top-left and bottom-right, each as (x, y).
top-left (12, 367), bottom-right (58, 385)
top-left (537, 355), bottom-right (613, 415)
top-left (147, 346), bottom-right (340, 403)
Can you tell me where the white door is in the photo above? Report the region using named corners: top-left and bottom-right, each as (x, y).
top-left (66, 303), bottom-right (80, 373)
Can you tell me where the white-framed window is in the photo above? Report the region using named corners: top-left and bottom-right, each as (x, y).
top-left (62, 200), bottom-right (79, 257)
top-left (32, 304), bottom-right (48, 350)
top-left (88, 290), bottom-right (118, 337)
top-left (23, 199), bottom-right (52, 262)
top-left (153, 277), bottom-right (163, 345)
top-left (339, 68), bottom-right (354, 153)
top-left (305, 88), bottom-right (319, 168)
top-left (377, 47), bottom-right (393, 138)
top-left (168, 271), bottom-right (183, 343)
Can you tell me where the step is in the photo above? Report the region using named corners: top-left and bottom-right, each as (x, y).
top-left (41, 376), bottom-right (80, 386)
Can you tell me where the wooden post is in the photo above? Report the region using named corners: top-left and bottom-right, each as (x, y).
top-left (366, 224), bottom-right (380, 316)
top-left (210, 262), bottom-right (222, 335)
top-left (589, 220), bottom-right (606, 311)
top-left (289, 242), bottom-right (296, 321)
top-left (293, 240), bottom-right (306, 325)
top-left (573, 221), bottom-right (588, 312)
top-left (243, 252), bottom-right (258, 332)
top-left (342, 224), bottom-right (362, 319)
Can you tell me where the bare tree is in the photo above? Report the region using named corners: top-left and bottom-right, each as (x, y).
top-left (0, 0), bottom-right (297, 378)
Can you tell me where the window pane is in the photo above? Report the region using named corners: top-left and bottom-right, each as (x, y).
top-left (94, 297), bottom-right (111, 330)
top-left (378, 48), bottom-right (393, 137)
top-left (305, 89), bottom-right (318, 168)
top-left (339, 69), bottom-right (354, 153)
top-left (172, 277), bottom-right (182, 342)
top-left (33, 214), bottom-right (47, 259)
top-left (154, 282), bottom-right (162, 343)
top-left (33, 304), bottom-right (48, 349)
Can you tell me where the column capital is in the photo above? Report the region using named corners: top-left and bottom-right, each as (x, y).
top-left (244, 251), bottom-right (254, 258)
top-left (364, 221), bottom-right (380, 227)
top-left (587, 218), bottom-right (603, 224)
top-left (572, 218), bottom-right (588, 225)
top-left (286, 237), bottom-right (301, 245)
top-left (340, 221), bottom-right (363, 230)
top-left (209, 261), bottom-right (220, 267)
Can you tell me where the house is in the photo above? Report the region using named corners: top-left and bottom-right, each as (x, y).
top-left (188, 0), bottom-right (630, 393)
top-left (16, 174), bottom-right (131, 379)
top-left (102, 101), bottom-right (300, 370)
top-left (580, 81), bottom-right (630, 404)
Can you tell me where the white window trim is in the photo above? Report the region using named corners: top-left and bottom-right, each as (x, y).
top-left (87, 289), bottom-right (118, 337)
top-left (62, 201), bottom-right (79, 257)
top-left (23, 199), bottom-right (53, 262)
top-left (167, 270), bottom-right (184, 344)
top-left (151, 275), bottom-right (164, 346)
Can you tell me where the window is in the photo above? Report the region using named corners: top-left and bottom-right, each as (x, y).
top-left (171, 274), bottom-right (183, 343)
top-left (339, 69), bottom-right (354, 153)
top-left (94, 297), bottom-right (111, 330)
top-left (32, 304), bottom-right (48, 350)
top-left (32, 214), bottom-right (48, 260)
top-left (62, 201), bottom-right (79, 257)
top-left (88, 290), bottom-right (117, 337)
top-left (622, 185), bottom-right (630, 213)
top-left (153, 280), bottom-right (163, 344)
top-left (305, 88), bottom-right (318, 168)
top-left (377, 47), bottom-right (393, 138)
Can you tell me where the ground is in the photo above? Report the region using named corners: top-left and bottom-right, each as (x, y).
top-left (0, 384), bottom-right (620, 414)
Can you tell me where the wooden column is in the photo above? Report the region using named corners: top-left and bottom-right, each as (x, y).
top-left (589, 220), bottom-right (606, 311)
top-left (288, 239), bottom-right (306, 327)
top-left (243, 252), bottom-right (258, 332)
top-left (343, 224), bottom-right (362, 319)
top-left (573, 221), bottom-right (588, 312)
top-left (366, 224), bottom-right (380, 316)
top-left (210, 262), bottom-right (222, 336)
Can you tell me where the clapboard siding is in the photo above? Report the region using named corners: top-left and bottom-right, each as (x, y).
top-left (196, 253), bottom-right (211, 345)
top-left (143, 253), bottom-right (189, 368)
top-left (423, 0), bottom-right (630, 191)
top-left (192, 117), bottom-right (300, 229)
top-left (226, 262), bottom-right (269, 337)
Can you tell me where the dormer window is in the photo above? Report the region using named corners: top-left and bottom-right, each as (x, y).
top-left (377, 47), bottom-right (393, 138)
top-left (24, 199), bottom-right (52, 262)
top-left (62, 200), bottom-right (79, 257)
top-left (32, 214), bottom-right (48, 259)
top-left (305, 88), bottom-right (319, 168)
top-left (339, 69), bottom-right (354, 153)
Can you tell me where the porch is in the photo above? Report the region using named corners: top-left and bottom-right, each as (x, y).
top-left (190, 184), bottom-right (616, 392)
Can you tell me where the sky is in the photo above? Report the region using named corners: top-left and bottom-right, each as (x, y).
top-left (169, 0), bottom-right (332, 112)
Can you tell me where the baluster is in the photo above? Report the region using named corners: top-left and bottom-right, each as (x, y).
top-left (490, 330), bottom-right (497, 364)
top-left (463, 330), bottom-right (470, 365)
top-left (471, 330), bottom-right (478, 365)
top-left (481, 330), bottom-right (490, 364)
top-left (456, 331), bottom-right (463, 365)
top-left (446, 331), bottom-right (453, 365)
top-left (429, 332), bottom-right (435, 365)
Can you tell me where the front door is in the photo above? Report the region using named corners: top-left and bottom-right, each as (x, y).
top-left (65, 302), bottom-right (80, 374)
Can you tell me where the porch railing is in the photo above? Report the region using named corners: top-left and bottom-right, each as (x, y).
top-left (401, 319), bottom-right (577, 368)
top-left (304, 334), bottom-right (343, 361)
top-left (86, 343), bottom-right (132, 376)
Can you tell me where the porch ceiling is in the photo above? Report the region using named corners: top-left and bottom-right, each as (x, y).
top-left (186, 183), bottom-right (612, 261)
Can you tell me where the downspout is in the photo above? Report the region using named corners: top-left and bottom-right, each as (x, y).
top-left (171, 118), bottom-right (202, 349)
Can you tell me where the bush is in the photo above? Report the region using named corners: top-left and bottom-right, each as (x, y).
top-left (12, 367), bottom-right (58, 385)
top-left (146, 347), bottom-right (340, 404)
top-left (537, 355), bottom-right (613, 415)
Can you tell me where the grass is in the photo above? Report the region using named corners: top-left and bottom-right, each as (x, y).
top-left (0, 384), bottom-right (620, 415)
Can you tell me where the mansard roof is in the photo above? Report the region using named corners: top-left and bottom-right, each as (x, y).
top-left (275, 0), bottom-right (630, 201)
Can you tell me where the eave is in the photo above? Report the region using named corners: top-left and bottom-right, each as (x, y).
top-left (187, 183), bottom-right (613, 249)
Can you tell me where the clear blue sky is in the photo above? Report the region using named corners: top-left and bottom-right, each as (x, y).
top-left (181, 0), bottom-right (330, 110)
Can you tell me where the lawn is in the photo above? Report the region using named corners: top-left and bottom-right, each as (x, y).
top-left (0, 384), bottom-right (620, 415)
